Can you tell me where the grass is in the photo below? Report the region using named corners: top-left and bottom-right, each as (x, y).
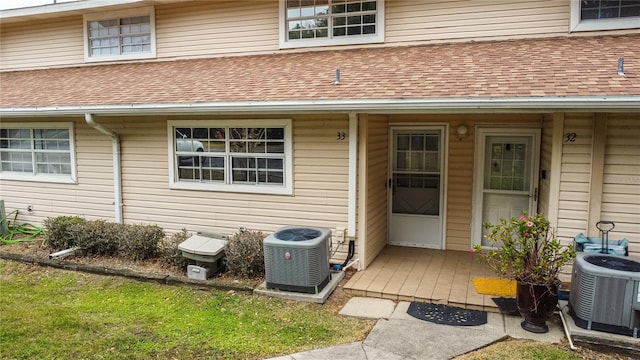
top-left (0, 260), bottom-right (373, 360)
top-left (455, 339), bottom-right (583, 360)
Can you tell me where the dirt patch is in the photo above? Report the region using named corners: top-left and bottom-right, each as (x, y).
top-left (324, 267), bottom-right (358, 313)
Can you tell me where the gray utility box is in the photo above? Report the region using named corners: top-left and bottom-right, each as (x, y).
top-left (187, 265), bottom-right (213, 281)
top-left (178, 234), bottom-right (228, 280)
top-left (569, 253), bottom-right (640, 338)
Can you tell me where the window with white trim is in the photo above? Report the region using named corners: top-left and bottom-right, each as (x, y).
top-left (168, 120), bottom-right (293, 195)
top-left (279, 0), bottom-right (384, 49)
top-left (570, 0), bottom-right (640, 32)
top-left (0, 123), bottom-right (76, 183)
top-left (83, 7), bottom-right (156, 62)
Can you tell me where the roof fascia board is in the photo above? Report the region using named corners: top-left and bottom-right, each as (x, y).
top-left (1, 97), bottom-right (639, 117)
top-left (0, 0), bottom-right (143, 20)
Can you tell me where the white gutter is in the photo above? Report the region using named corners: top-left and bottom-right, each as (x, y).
top-left (84, 113), bottom-right (123, 224)
top-left (2, 96), bottom-right (639, 117)
top-left (347, 112), bottom-right (358, 238)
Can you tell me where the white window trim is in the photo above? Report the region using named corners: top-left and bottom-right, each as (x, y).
top-left (83, 6), bottom-right (157, 63)
top-left (167, 119), bottom-right (293, 195)
top-left (0, 122), bottom-right (77, 184)
top-left (279, 0), bottom-right (385, 49)
top-left (570, 0), bottom-right (640, 32)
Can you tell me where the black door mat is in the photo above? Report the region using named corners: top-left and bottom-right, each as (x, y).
top-left (492, 297), bottom-right (519, 316)
top-left (407, 302), bottom-right (487, 326)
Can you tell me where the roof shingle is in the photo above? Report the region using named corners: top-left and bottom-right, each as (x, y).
top-left (1, 34), bottom-right (639, 108)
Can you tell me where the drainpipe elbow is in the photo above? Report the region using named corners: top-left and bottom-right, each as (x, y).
top-left (85, 113), bottom-right (115, 137)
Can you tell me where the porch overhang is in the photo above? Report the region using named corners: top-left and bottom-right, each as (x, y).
top-left (1, 96), bottom-right (639, 117)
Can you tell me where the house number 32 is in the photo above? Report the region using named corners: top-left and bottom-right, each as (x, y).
top-left (564, 132), bottom-right (577, 143)
top-left (337, 132), bottom-right (346, 140)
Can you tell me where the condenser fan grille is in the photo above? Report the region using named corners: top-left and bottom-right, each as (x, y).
top-left (585, 256), bottom-right (640, 272)
top-left (274, 228), bottom-right (322, 241)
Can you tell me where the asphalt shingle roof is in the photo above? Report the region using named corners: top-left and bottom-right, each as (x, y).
top-left (1, 34), bottom-right (639, 109)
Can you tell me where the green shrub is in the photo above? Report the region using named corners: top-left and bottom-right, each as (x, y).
top-left (43, 216), bottom-right (172, 262)
top-left (118, 224), bottom-right (165, 261)
top-left (42, 216), bottom-right (87, 250)
top-left (159, 228), bottom-right (191, 268)
top-left (70, 220), bottom-right (120, 256)
top-left (225, 230), bottom-right (265, 278)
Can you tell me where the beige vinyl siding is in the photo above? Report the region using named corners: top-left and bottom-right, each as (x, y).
top-left (0, 115), bottom-right (351, 255)
top-left (4, 1), bottom-right (639, 71)
top-left (359, 114), bottom-right (389, 268)
top-left (556, 113), bottom-right (593, 244)
top-left (0, 15), bottom-right (83, 71)
top-left (537, 114), bottom-right (554, 220)
top-left (155, 0), bottom-right (278, 59)
top-left (446, 121), bottom-right (474, 251)
top-left (386, 0), bottom-right (570, 44)
top-left (0, 118), bottom-right (115, 225)
top-left (117, 115), bottom-right (350, 267)
top-left (116, 115), bottom-right (349, 234)
top-left (602, 114), bottom-right (640, 256)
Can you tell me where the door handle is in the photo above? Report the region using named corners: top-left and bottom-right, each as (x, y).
top-left (387, 178), bottom-right (396, 194)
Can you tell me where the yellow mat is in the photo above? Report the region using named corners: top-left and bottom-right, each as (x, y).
top-left (472, 278), bottom-right (516, 297)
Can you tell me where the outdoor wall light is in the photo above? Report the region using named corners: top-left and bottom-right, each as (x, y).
top-left (456, 125), bottom-right (468, 140)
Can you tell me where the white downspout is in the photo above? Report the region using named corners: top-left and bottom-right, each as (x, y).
top-left (85, 113), bottom-right (123, 224)
top-left (347, 112), bottom-right (358, 238)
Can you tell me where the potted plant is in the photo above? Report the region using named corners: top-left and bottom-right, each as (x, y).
top-left (473, 212), bottom-right (576, 333)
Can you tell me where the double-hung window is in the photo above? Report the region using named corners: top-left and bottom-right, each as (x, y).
top-left (570, 0), bottom-right (640, 32)
top-left (83, 7), bottom-right (156, 62)
top-left (280, 0), bottom-right (384, 48)
top-left (168, 120), bottom-right (293, 195)
top-left (0, 123), bottom-right (76, 183)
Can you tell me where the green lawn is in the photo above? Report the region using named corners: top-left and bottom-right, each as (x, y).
top-left (454, 339), bottom-right (584, 360)
top-left (0, 260), bottom-right (373, 360)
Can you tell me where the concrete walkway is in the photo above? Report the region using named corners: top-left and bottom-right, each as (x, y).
top-left (266, 297), bottom-right (565, 360)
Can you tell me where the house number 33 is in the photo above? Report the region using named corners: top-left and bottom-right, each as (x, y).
top-left (564, 132), bottom-right (577, 143)
top-left (337, 132), bottom-right (346, 140)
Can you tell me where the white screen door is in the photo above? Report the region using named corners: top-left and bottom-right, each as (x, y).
top-left (389, 127), bottom-right (445, 249)
top-left (472, 128), bottom-right (540, 246)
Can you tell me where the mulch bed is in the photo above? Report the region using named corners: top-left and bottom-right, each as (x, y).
top-left (0, 239), bottom-right (257, 293)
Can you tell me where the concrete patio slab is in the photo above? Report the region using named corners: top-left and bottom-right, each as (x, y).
top-left (253, 270), bottom-right (344, 304)
top-left (339, 296), bottom-right (396, 319)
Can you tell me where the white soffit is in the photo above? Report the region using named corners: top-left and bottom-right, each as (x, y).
top-left (0, 0), bottom-right (181, 22)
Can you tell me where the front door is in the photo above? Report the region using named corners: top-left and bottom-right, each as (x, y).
top-left (472, 128), bottom-right (541, 246)
top-left (388, 127), bottom-right (445, 249)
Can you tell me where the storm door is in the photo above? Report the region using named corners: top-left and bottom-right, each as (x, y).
top-left (388, 127), bottom-right (445, 249)
top-left (472, 128), bottom-right (540, 246)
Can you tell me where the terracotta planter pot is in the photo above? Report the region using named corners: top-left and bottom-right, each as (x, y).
top-left (516, 281), bottom-right (558, 333)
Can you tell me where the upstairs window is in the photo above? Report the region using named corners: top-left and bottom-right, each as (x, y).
top-left (280, 0), bottom-right (384, 49)
top-left (571, 0), bottom-right (640, 32)
top-left (0, 123), bottom-right (76, 183)
top-left (84, 7), bottom-right (156, 62)
top-left (168, 120), bottom-right (293, 195)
